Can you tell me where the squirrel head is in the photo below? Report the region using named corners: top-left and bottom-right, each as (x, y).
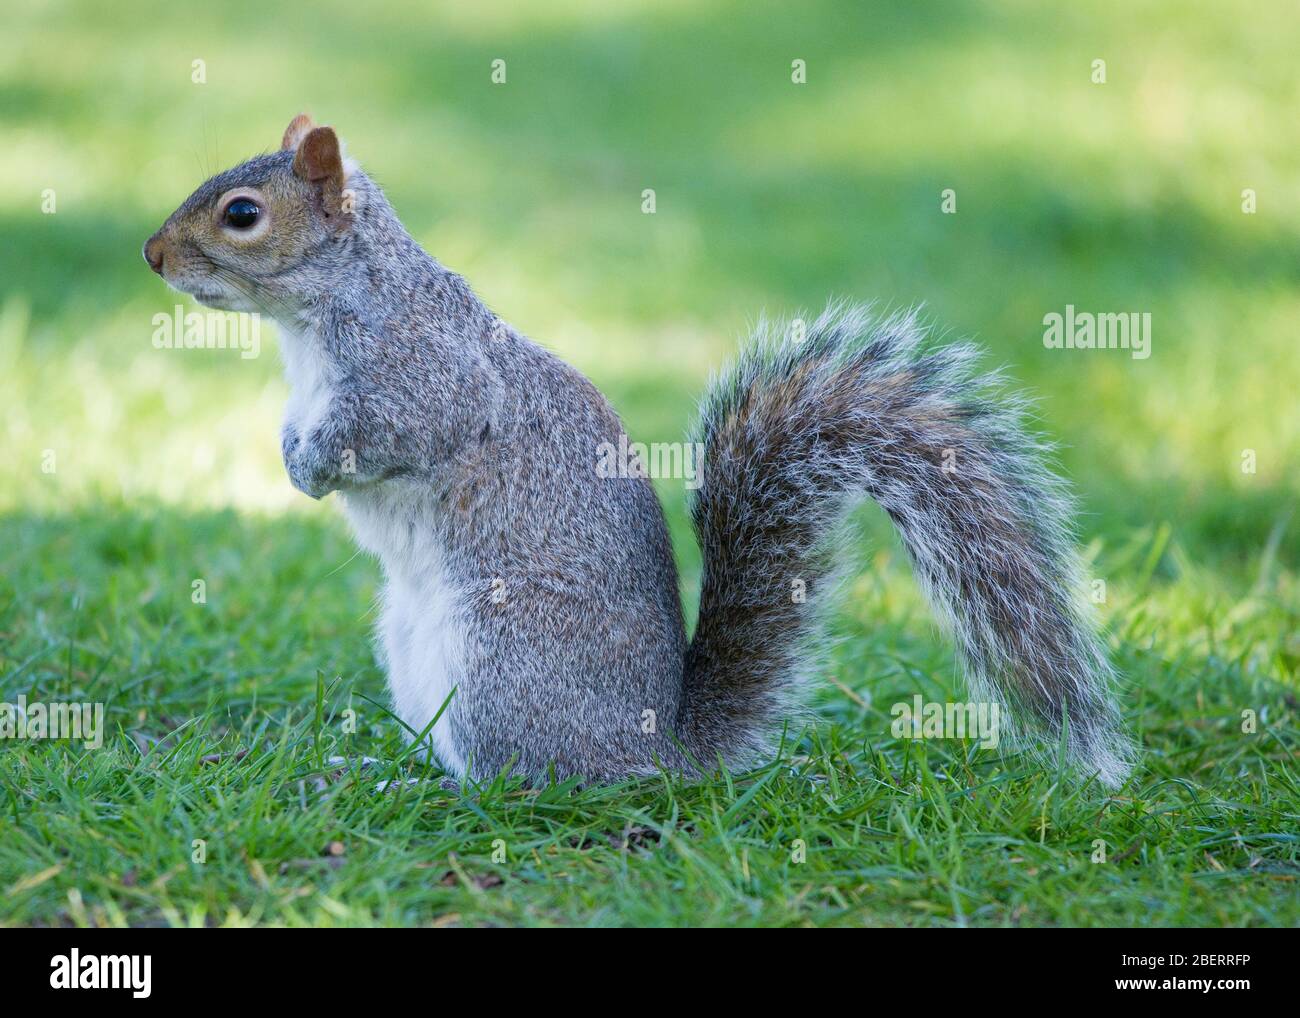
top-left (143, 114), bottom-right (360, 315)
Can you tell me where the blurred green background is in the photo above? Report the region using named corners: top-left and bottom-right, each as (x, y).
top-left (3, 0), bottom-right (1298, 557)
top-left (2, 0), bottom-right (1299, 928)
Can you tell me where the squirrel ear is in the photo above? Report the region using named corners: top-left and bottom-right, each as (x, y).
top-left (293, 126), bottom-right (346, 197)
top-left (281, 113), bottom-right (315, 152)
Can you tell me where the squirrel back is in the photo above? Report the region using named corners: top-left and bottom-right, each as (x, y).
top-left (145, 115), bottom-right (1133, 788)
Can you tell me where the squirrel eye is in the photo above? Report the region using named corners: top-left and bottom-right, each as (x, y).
top-left (223, 198), bottom-right (261, 229)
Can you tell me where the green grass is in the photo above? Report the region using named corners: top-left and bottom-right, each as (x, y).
top-left (1, 0), bottom-right (1298, 926)
top-left (2, 507), bottom-right (1297, 926)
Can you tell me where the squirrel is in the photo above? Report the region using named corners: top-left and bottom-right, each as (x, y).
top-left (144, 114), bottom-right (1133, 788)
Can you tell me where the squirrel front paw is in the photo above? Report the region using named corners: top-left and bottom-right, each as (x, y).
top-left (280, 422), bottom-right (302, 470)
top-left (281, 422), bottom-right (340, 500)
top-left (287, 458), bottom-right (337, 500)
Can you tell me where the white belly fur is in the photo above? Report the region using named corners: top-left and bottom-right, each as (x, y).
top-left (279, 325), bottom-right (335, 437)
top-left (280, 327), bottom-right (468, 776)
top-left (342, 487), bottom-right (468, 777)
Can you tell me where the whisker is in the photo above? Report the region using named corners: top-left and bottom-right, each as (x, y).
top-left (207, 264), bottom-right (299, 324)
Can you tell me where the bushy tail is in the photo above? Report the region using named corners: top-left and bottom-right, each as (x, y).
top-left (678, 304), bottom-right (1132, 786)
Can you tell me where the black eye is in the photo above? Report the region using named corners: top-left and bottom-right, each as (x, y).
top-left (223, 198), bottom-right (260, 229)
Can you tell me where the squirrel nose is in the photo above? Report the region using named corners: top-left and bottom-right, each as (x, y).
top-left (143, 234), bottom-right (165, 274)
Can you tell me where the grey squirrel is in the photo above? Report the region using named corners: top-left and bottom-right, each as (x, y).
top-left (144, 114), bottom-right (1133, 787)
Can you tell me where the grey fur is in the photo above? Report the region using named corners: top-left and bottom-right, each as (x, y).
top-left (147, 135), bottom-right (1133, 789)
top-left (684, 305), bottom-right (1133, 786)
